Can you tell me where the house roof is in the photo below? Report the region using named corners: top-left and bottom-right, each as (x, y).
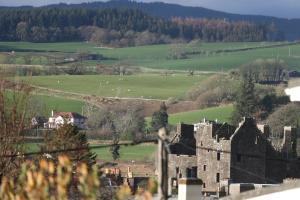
top-left (53, 112), bottom-right (86, 119)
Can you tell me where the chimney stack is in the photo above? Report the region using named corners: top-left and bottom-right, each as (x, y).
top-left (281, 126), bottom-right (297, 156)
top-left (257, 124), bottom-right (270, 138)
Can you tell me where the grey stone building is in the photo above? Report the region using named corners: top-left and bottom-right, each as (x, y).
top-left (167, 118), bottom-right (300, 196)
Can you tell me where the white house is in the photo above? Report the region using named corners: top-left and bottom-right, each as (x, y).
top-left (46, 110), bottom-right (86, 129)
top-left (285, 86), bottom-right (300, 102)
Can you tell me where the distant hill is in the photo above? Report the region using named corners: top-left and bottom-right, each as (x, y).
top-left (43, 0), bottom-right (300, 41)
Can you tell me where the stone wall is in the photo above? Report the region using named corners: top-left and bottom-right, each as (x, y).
top-left (167, 118), bottom-right (300, 197)
top-left (168, 154), bottom-right (197, 194)
top-left (230, 118), bottom-right (267, 184)
top-left (196, 122), bottom-right (233, 194)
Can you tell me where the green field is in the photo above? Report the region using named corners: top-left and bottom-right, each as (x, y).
top-left (31, 94), bottom-right (85, 115)
top-left (168, 105), bottom-right (234, 124)
top-left (145, 104), bottom-right (234, 125)
top-left (92, 144), bottom-right (156, 161)
top-left (21, 74), bottom-right (208, 100)
top-left (25, 143), bottom-right (156, 162)
top-left (2, 41), bottom-right (300, 71)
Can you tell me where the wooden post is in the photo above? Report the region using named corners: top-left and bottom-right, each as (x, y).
top-left (158, 127), bottom-right (169, 200)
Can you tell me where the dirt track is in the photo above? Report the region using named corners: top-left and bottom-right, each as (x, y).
top-left (31, 85), bottom-right (198, 116)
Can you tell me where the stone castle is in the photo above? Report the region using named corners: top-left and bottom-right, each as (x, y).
top-left (168, 117), bottom-right (300, 196)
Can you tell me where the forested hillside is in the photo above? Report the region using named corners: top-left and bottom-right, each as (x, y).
top-left (41, 0), bottom-right (300, 41)
top-left (0, 7), bottom-right (274, 45)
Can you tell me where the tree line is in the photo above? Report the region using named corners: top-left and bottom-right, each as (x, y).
top-left (0, 7), bottom-right (277, 44)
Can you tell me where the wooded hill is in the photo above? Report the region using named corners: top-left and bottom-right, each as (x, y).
top-left (41, 0), bottom-right (300, 41)
top-left (0, 6), bottom-right (277, 44)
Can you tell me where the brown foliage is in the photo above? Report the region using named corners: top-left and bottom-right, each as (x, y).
top-left (0, 79), bottom-right (32, 179)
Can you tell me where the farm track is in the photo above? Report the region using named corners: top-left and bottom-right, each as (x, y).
top-left (30, 84), bottom-right (199, 116)
top-left (31, 84), bottom-right (165, 102)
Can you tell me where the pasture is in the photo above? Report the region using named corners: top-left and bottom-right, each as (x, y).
top-left (145, 104), bottom-right (234, 125)
top-left (24, 142), bottom-right (156, 162)
top-left (21, 74), bottom-right (209, 100)
top-left (30, 94), bottom-right (85, 115)
top-left (1, 41), bottom-right (300, 71)
top-left (168, 105), bottom-right (234, 124)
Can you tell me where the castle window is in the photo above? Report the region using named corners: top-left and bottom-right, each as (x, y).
top-left (186, 168), bottom-right (192, 178)
top-left (217, 152), bottom-right (221, 161)
top-left (237, 154), bottom-right (242, 162)
top-left (176, 167), bottom-right (179, 174)
top-left (216, 173), bottom-right (220, 183)
top-left (203, 182), bottom-right (206, 188)
top-left (200, 141), bottom-right (203, 146)
top-left (191, 167), bottom-right (197, 178)
top-left (203, 165), bottom-right (206, 171)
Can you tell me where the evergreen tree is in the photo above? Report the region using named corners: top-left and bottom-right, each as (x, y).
top-left (42, 124), bottom-right (96, 167)
top-left (151, 102), bottom-right (168, 132)
top-left (232, 72), bottom-right (258, 124)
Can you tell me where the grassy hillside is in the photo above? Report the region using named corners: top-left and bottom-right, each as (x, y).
top-left (22, 74), bottom-right (209, 100)
top-left (30, 94), bottom-right (85, 115)
top-left (92, 144), bottom-right (156, 162)
top-left (1, 41), bottom-right (300, 71)
top-left (25, 142), bottom-right (156, 162)
top-left (145, 105), bottom-right (234, 125)
top-left (169, 105), bottom-right (233, 125)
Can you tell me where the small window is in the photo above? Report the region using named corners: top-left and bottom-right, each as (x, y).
top-left (203, 182), bottom-right (206, 188)
top-left (217, 152), bottom-right (221, 161)
top-left (237, 154), bottom-right (242, 162)
top-left (176, 167), bottom-right (179, 174)
top-left (186, 168), bottom-right (192, 178)
top-left (203, 165), bottom-right (206, 171)
top-left (216, 173), bottom-right (220, 183)
top-left (200, 141), bottom-right (203, 146)
top-left (191, 167), bottom-right (197, 178)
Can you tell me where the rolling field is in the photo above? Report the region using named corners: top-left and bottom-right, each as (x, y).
top-left (30, 94), bottom-right (85, 115)
top-left (1, 41), bottom-right (300, 71)
top-left (22, 74), bottom-right (209, 100)
top-left (25, 142), bottom-right (156, 162)
top-left (168, 105), bottom-right (234, 124)
top-left (92, 144), bottom-right (156, 161)
top-left (146, 104), bottom-right (234, 125)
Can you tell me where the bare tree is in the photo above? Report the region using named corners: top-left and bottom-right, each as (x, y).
top-left (85, 103), bottom-right (145, 141)
top-left (0, 79), bottom-right (31, 179)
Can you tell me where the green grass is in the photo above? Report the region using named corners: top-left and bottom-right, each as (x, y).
top-left (21, 74), bottom-right (209, 100)
top-left (2, 41), bottom-right (300, 71)
top-left (24, 143), bottom-right (156, 162)
top-left (92, 144), bottom-right (156, 161)
top-left (145, 105), bottom-right (234, 125)
top-left (168, 105), bottom-right (234, 125)
top-left (31, 94), bottom-right (85, 115)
